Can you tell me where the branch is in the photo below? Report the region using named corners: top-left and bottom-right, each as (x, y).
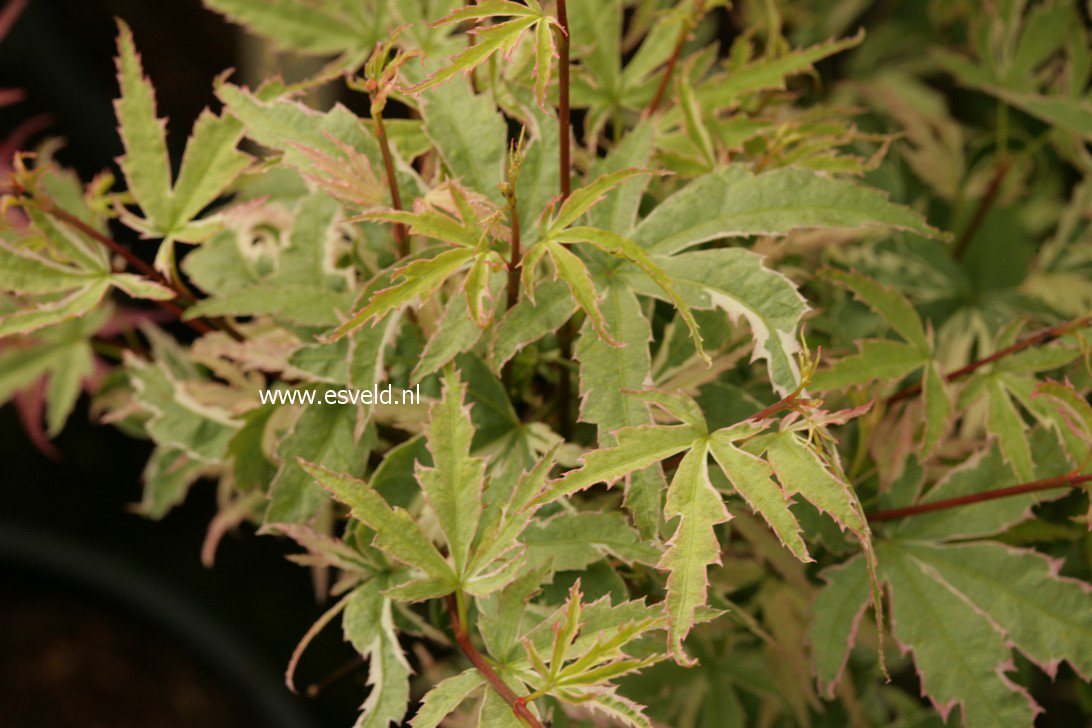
top-left (36, 202), bottom-right (233, 338)
top-left (373, 111), bottom-right (409, 258)
top-left (867, 472), bottom-right (1092, 522)
top-left (641, 5), bottom-right (694, 119)
top-left (554, 0), bottom-right (575, 436)
top-left (505, 185), bottom-right (521, 311)
top-left (556, 0), bottom-right (572, 201)
top-left (952, 157), bottom-right (1010, 260)
top-left (886, 315), bottom-right (1091, 405)
top-left (445, 594), bottom-right (543, 727)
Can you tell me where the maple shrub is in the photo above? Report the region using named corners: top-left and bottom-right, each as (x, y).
top-left (4, 0), bottom-right (1092, 726)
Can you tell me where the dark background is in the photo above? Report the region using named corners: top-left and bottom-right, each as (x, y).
top-left (1, 2), bottom-right (365, 726)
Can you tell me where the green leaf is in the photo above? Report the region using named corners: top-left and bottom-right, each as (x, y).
top-left (353, 586), bottom-right (412, 728)
top-left (708, 431), bottom-right (810, 562)
top-left (1033, 378), bottom-right (1092, 447)
top-left (937, 49), bottom-right (1092, 140)
top-left (0, 279), bottom-right (111, 338)
top-left (419, 367), bottom-right (485, 576)
top-left (140, 446), bottom-right (208, 519)
top-left (410, 669), bottom-right (484, 728)
top-left (420, 79), bottom-right (508, 204)
top-left (184, 283), bottom-right (353, 327)
top-left (626, 389), bottom-right (707, 434)
top-left (892, 441), bottom-right (1050, 543)
top-left (204, 0), bottom-right (384, 56)
top-left (522, 512), bottom-right (660, 570)
top-left (216, 85), bottom-right (422, 204)
top-left (922, 360), bottom-right (951, 458)
top-left (267, 398), bottom-right (369, 523)
top-left (573, 284), bottom-right (665, 538)
top-left (128, 357), bottom-right (239, 462)
top-left (302, 460), bottom-right (456, 589)
top-left (532, 424), bottom-right (701, 508)
top-left (660, 440), bottom-right (729, 665)
top-left (697, 31), bottom-right (865, 107)
top-left (763, 432), bottom-right (869, 538)
top-left (114, 20), bottom-right (171, 229)
top-left (115, 21), bottom-right (250, 238)
top-left (987, 376), bottom-right (1034, 482)
top-left (549, 169), bottom-right (652, 234)
top-left (574, 285), bottom-right (655, 437)
top-left (880, 541), bottom-right (1040, 728)
top-left (542, 240), bottom-right (619, 346)
top-left (556, 226), bottom-right (706, 362)
top-left (228, 405), bottom-right (278, 491)
top-left (478, 564), bottom-right (550, 662)
top-left (413, 2), bottom-right (550, 93)
top-left (489, 278), bottom-right (576, 372)
top-left (586, 119), bottom-right (654, 235)
top-left (808, 556), bottom-right (869, 698)
top-left (810, 339), bottom-right (928, 392)
top-left (650, 249), bottom-right (808, 394)
top-left (414, 294), bottom-right (486, 383)
top-left (902, 541), bottom-right (1092, 680)
top-left (632, 165), bottom-right (944, 257)
top-left (0, 242), bottom-right (106, 293)
top-left (823, 269), bottom-right (929, 353)
top-left (109, 273), bottom-right (176, 300)
top-left (328, 248), bottom-right (476, 341)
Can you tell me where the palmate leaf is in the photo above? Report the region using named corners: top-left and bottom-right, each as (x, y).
top-left (708, 431), bottom-right (809, 562)
top-left (411, 0), bottom-right (556, 102)
top-left (127, 355), bottom-right (240, 463)
top-left (937, 49), bottom-right (1092, 141)
top-left (521, 169), bottom-right (707, 361)
top-left (114, 21), bottom-right (251, 245)
top-left (204, 0), bottom-right (386, 59)
top-left (532, 389), bottom-right (866, 664)
top-left (810, 427), bottom-right (1089, 725)
top-left (302, 460), bottom-right (457, 595)
top-left (823, 268), bottom-right (929, 353)
top-left (879, 541), bottom-right (1040, 728)
top-left (0, 238), bottom-right (174, 337)
top-left (0, 306), bottom-right (105, 438)
top-left (488, 277), bottom-right (576, 371)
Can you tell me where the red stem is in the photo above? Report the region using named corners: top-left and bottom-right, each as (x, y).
top-left (952, 157), bottom-right (1010, 260)
top-left (748, 389), bottom-right (802, 422)
top-left (867, 472), bottom-right (1092, 522)
top-left (642, 8), bottom-right (692, 118)
top-left (373, 112), bottom-right (408, 258)
top-left (505, 189), bottom-right (521, 310)
top-left (886, 315), bottom-right (1091, 405)
top-left (445, 594), bottom-right (543, 727)
top-left (556, 0), bottom-right (571, 201)
top-left (554, 0), bottom-right (575, 437)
